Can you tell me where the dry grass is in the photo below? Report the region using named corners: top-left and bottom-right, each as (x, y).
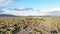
top-left (0, 17), bottom-right (60, 34)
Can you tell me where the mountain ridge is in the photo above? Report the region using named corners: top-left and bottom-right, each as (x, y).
top-left (0, 14), bottom-right (16, 17)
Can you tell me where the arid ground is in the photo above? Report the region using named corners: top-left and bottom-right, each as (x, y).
top-left (0, 17), bottom-right (60, 34)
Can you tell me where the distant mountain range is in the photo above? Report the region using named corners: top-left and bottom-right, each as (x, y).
top-left (0, 14), bottom-right (16, 17)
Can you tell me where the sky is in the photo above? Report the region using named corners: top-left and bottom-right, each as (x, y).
top-left (0, 0), bottom-right (60, 16)
top-left (6, 0), bottom-right (60, 10)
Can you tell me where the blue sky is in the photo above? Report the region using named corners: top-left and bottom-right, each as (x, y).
top-left (0, 0), bottom-right (60, 16)
top-left (6, 0), bottom-right (60, 10)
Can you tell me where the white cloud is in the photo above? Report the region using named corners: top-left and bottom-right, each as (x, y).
top-left (0, 0), bottom-right (20, 8)
top-left (1, 8), bottom-right (60, 16)
top-left (1, 9), bottom-right (50, 16)
top-left (50, 8), bottom-right (60, 11)
top-left (10, 8), bottom-right (34, 11)
top-left (0, 0), bottom-right (12, 7)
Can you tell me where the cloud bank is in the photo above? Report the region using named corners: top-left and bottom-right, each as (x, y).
top-left (1, 8), bottom-right (60, 16)
top-left (10, 8), bottom-right (34, 11)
